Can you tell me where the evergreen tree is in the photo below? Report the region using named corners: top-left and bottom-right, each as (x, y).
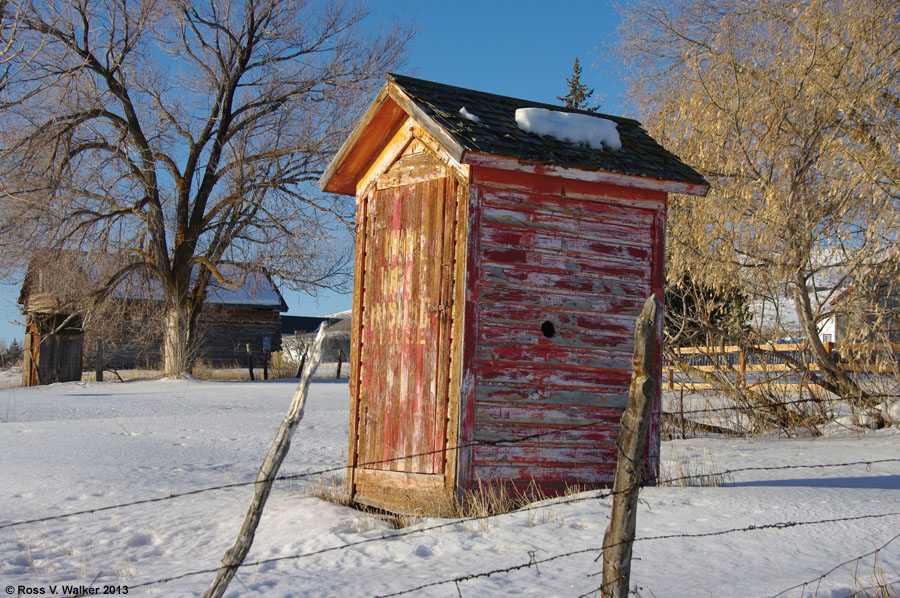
top-left (7, 338), bottom-right (22, 363)
top-left (558, 58), bottom-right (599, 112)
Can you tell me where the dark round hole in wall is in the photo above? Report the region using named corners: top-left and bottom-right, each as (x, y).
top-left (541, 320), bottom-right (556, 338)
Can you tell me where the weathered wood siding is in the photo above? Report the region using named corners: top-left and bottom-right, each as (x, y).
top-left (80, 306), bottom-right (282, 369)
top-left (195, 307), bottom-right (282, 363)
top-left (22, 316), bottom-right (83, 386)
top-left (350, 143), bottom-right (463, 511)
top-left (468, 167), bottom-right (666, 493)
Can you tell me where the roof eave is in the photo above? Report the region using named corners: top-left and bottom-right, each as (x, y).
top-left (385, 81), bottom-right (466, 164)
top-left (463, 152), bottom-right (710, 197)
top-left (319, 80), bottom-right (467, 196)
top-left (319, 83), bottom-right (394, 195)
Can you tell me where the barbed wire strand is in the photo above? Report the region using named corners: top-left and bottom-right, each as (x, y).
top-left (0, 417), bottom-right (613, 531)
top-left (3, 424), bottom-right (897, 533)
top-left (3, 408), bottom-right (898, 533)
top-left (768, 530), bottom-right (900, 598)
top-left (73, 504), bottom-right (900, 597)
top-left (372, 511), bottom-right (900, 598)
top-left (3, 379), bottom-right (894, 532)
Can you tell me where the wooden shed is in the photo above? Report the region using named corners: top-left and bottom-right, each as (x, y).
top-left (319, 74), bottom-right (709, 513)
top-left (18, 253), bottom-right (287, 385)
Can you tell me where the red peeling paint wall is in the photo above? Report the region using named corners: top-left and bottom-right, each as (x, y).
top-left (466, 166), bottom-right (665, 494)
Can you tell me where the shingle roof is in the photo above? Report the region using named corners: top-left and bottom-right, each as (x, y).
top-left (386, 73), bottom-right (708, 188)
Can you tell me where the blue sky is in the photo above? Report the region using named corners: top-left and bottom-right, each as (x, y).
top-left (0, 0), bottom-right (627, 344)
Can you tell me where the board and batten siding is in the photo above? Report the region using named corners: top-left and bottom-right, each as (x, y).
top-left (468, 167), bottom-right (666, 492)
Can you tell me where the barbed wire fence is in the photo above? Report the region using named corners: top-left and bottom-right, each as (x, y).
top-left (3, 439), bottom-right (898, 596)
top-left (2, 392), bottom-right (899, 596)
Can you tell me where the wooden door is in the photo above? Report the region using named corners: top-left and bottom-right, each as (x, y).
top-left (355, 174), bottom-right (458, 478)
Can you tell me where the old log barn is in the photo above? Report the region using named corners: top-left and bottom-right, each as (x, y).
top-left (319, 74), bottom-right (709, 513)
top-left (18, 254), bottom-right (287, 386)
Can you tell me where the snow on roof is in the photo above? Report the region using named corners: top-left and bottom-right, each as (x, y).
top-left (514, 107), bottom-right (622, 150)
top-left (205, 270), bottom-right (285, 309)
top-left (321, 309), bottom-right (352, 319)
top-left (458, 106), bottom-right (480, 122)
top-left (19, 252), bottom-right (287, 312)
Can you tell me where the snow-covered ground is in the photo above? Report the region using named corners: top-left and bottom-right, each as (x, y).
top-left (1, 377), bottom-right (898, 597)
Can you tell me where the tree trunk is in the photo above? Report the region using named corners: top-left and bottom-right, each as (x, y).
top-left (791, 274), bottom-right (865, 402)
top-left (163, 303), bottom-right (193, 378)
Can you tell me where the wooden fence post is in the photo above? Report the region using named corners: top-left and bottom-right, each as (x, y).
top-left (602, 295), bottom-right (660, 598)
top-left (336, 348), bottom-right (344, 379)
top-left (739, 349), bottom-right (746, 387)
top-left (204, 323), bottom-right (328, 598)
top-left (263, 351), bottom-right (269, 381)
top-left (245, 343), bottom-right (255, 381)
top-left (95, 339), bottom-right (104, 382)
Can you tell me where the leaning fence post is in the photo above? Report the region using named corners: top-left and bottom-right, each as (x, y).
top-left (204, 323), bottom-right (328, 598)
top-left (95, 339), bottom-right (104, 382)
top-left (296, 350), bottom-right (307, 379)
top-left (601, 295), bottom-right (661, 598)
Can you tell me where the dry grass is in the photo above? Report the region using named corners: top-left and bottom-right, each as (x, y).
top-left (659, 448), bottom-right (730, 487)
top-left (267, 351), bottom-right (300, 379)
top-left (304, 475), bottom-right (562, 529)
top-left (851, 555), bottom-right (898, 598)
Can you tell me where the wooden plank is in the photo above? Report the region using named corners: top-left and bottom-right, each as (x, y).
top-left (359, 190), bottom-right (384, 470)
top-left (481, 224), bottom-right (652, 270)
top-left (478, 285), bottom-right (645, 315)
top-left (478, 320), bottom-right (635, 353)
top-left (473, 421), bottom-right (620, 444)
top-left (481, 199), bottom-right (652, 247)
top-left (474, 402), bottom-right (628, 427)
top-left (475, 361), bottom-right (631, 390)
top-left (647, 210), bottom-right (666, 481)
top-left (444, 175), bottom-right (470, 498)
top-left (432, 176), bottom-right (456, 473)
top-left (480, 265), bottom-right (650, 297)
top-left (473, 443), bottom-right (618, 467)
top-left (479, 303), bottom-right (642, 332)
top-left (472, 463), bottom-right (616, 485)
top-left (354, 469), bottom-right (448, 516)
top-left (321, 88), bottom-right (408, 195)
top-left (475, 385), bottom-right (630, 409)
top-left (355, 467), bottom-right (445, 492)
top-left (481, 243), bottom-right (650, 280)
top-left (454, 184), bottom-right (482, 494)
top-left (476, 343), bottom-right (631, 371)
top-left (347, 187), bottom-right (370, 494)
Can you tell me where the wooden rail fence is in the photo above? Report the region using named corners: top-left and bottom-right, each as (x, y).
top-left (666, 341), bottom-right (900, 392)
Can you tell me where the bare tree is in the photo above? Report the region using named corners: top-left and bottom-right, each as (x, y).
top-left (618, 0), bottom-right (900, 401)
top-left (0, 0), bottom-right (412, 376)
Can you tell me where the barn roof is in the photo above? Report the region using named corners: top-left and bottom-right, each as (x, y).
top-left (320, 73), bottom-right (709, 196)
top-left (19, 252), bottom-right (288, 313)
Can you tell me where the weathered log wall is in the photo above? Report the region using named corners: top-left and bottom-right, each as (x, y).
top-left (81, 305), bottom-right (282, 369)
